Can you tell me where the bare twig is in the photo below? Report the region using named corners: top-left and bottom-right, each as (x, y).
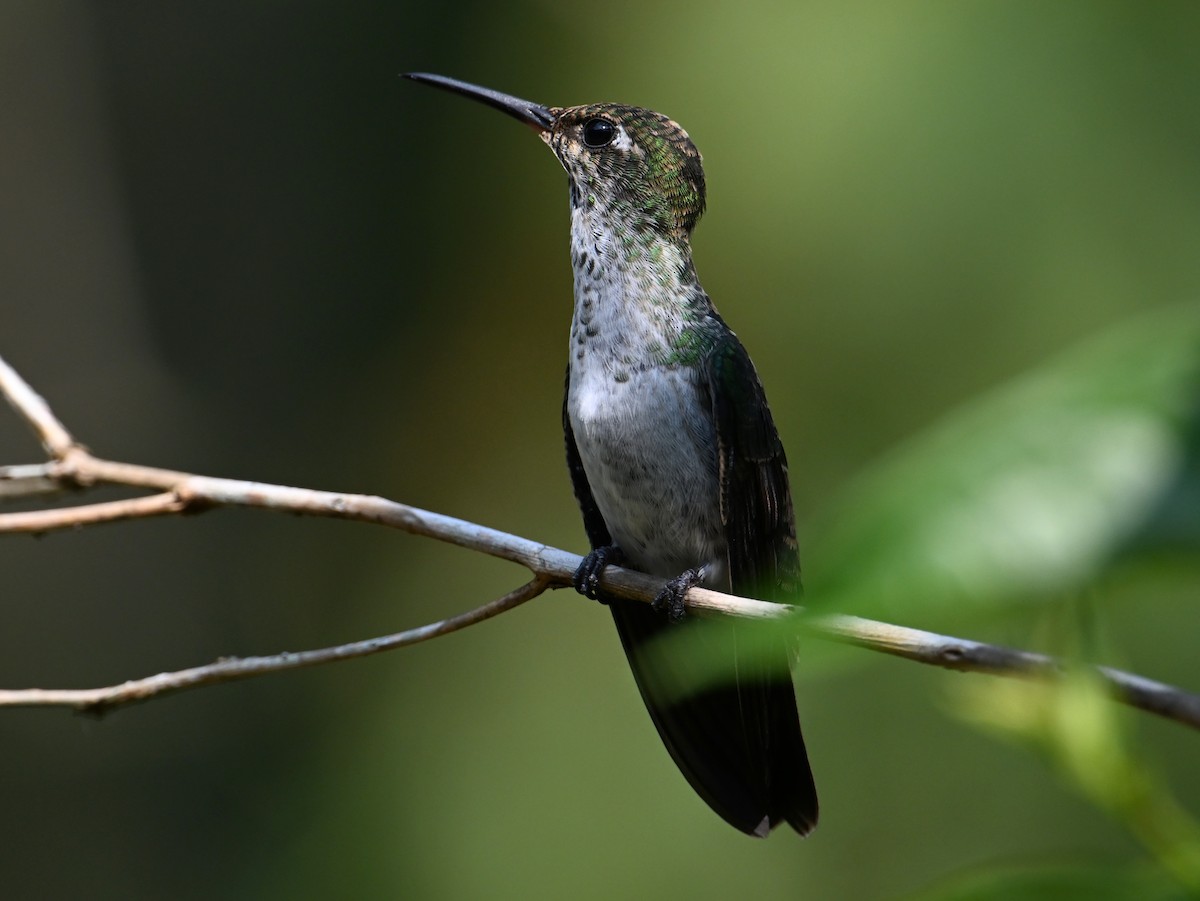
top-left (0, 578), bottom-right (549, 714)
top-left (812, 615), bottom-right (1200, 731)
top-left (0, 491), bottom-right (186, 529)
top-left (0, 355), bottom-right (75, 456)
top-left (0, 462), bottom-right (69, 500)
top-left (0, 451), bottom-right (779, 615)
top-left (2, 350), bottom-right (1199, 730)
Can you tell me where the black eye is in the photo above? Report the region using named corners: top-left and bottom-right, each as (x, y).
top-left (582, 118), bottom-right (616, 148)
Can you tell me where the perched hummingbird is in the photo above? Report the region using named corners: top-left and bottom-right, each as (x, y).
top-left (404, 73), bottom-right (818, 837)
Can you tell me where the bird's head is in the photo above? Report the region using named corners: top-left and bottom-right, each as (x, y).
top-left (404, 74), bottom-right (706, 236)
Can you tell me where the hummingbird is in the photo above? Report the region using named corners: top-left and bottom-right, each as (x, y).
top-left (403, 73), bottom-right (818, 837)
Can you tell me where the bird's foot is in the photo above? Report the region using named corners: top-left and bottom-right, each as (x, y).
top-left (653, 567), bottom-right (704, 623)
top-left (573, 545), bottom-right (624, 603)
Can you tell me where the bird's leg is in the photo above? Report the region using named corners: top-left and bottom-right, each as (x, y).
top-left (573, 544), bottom-right (625, 602)
top-left (653, 567), bottom-right (705, 623)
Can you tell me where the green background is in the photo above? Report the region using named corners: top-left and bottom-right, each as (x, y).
top-left (2, 2), bottom-right (1198, 899)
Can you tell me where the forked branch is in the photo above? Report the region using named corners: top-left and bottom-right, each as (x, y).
top-left (3, 353), bottom-right (1198, 728)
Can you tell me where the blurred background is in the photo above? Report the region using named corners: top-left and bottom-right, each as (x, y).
top-left (2, 2), bottom-right (1199, 899)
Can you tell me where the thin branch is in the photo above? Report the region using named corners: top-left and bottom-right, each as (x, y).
top-left (0, 578), bottom-right (549, 715)
top-left (0, 455), bottom-right (800, 617)
top-left (812, 614), bottom-right (1200, 731)
top-left (0, 462), bottom-right (69, 500)
top-left (0, 355), bottom-right (75, 457)
top-left (2, 350), bottom-right (1199, 731)
top-left (0, 491), bottom-right (186, 530)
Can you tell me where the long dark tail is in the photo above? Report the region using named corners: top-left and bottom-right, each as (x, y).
top-left (610, 598), bottom-right (819, 836)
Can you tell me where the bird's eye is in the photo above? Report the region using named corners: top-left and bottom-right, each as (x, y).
top-left (582, 118), bottom-right (616, 148)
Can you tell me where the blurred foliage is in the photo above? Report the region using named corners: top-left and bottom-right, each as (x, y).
top-left (954, 671), bottom-right (1200, 892)
top-left (3, 2), bottom-right (1200, 900)
top-left (807, 305), bottom-right (1200, 624)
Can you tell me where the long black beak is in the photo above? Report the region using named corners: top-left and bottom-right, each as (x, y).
top-left (402, 73), bottom-right (554, 133)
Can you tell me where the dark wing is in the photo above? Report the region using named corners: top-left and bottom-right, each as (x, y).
top-left (703, 328), bottom-right (818, 835)
top-left (707, 329), bottom-right (801, 601)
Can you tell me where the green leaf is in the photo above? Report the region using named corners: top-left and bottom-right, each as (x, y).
top-left (806, 305), bottom-right (1200, 622)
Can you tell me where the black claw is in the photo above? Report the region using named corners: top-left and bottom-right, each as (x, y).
top-left (653, 567), bottom-right (703, 622)
top-left (573, 545), bottom-right (624, 602)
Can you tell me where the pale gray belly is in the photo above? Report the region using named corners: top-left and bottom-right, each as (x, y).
top-left (568, 365), bottom-right (727, 585)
